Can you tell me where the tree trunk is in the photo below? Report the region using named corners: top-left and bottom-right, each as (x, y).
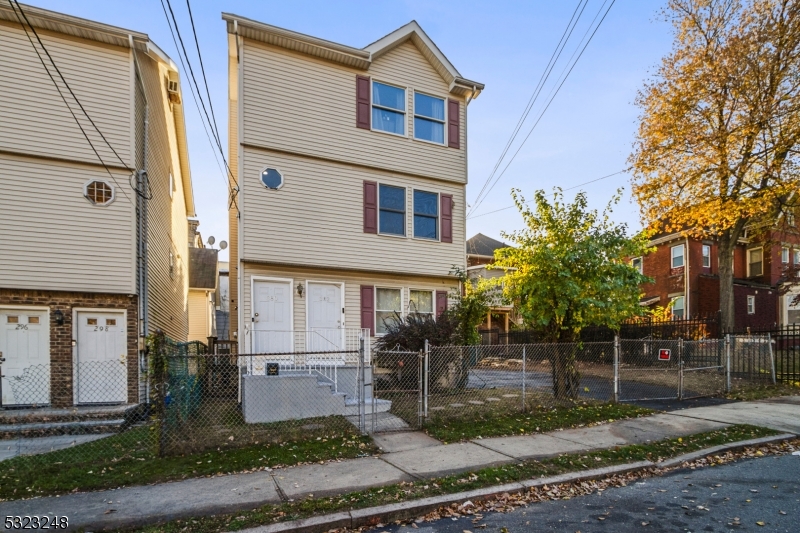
top-left (718, 232), bottom-right (736, 333)
top-left (550, 329), bottom-right (580, 401)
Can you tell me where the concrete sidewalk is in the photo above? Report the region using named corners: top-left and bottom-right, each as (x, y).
top-left (1, 396), bottom-right (797, 532)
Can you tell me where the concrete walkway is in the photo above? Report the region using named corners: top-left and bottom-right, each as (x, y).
top-left (0, 396), bottom-right (797, 531)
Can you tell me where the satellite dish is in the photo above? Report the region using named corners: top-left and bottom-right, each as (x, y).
top-left (207, 236), bottom-right (215, 246)
top-left (220, 240), bottom-right (228, 250)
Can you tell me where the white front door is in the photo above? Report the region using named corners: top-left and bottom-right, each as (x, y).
top-left (75, 311), bottom-right (127, 404)
top-left (306, 282), bottom-right (344, 355)
top-left (252, 280), bottom-right (293, 361)
top-left (0, 308), bottom-right (49, 406)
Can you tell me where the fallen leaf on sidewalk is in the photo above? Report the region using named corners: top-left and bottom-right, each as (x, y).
top-left (104, 509), bottom-right (116, 514)
top-left (756, 521), bottom-right (765, 526)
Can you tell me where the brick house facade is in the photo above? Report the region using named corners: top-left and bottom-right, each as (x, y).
top-left (637, 228), bottom-right (800, 329)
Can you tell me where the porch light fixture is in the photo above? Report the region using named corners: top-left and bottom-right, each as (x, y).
top-left (296, 283), bottom-right (304, 298)
top-left (53, 309), bottom-right (64, 326)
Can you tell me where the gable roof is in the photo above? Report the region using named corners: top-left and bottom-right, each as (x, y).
top-left (467, 233), bottom-right (509, 258)
top-left (221, 14), bottom-right (484, 99)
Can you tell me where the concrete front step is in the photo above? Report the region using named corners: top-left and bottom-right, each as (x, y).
top-left (343, 398), bottom-right (392, 416)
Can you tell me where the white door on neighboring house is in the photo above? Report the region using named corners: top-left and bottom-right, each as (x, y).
top-left (252, 280), bottom-right (293, 366)
top-left (75, 311), bottom-right (127, 404)
top-left (306, 282), bottom-right (344, 359)
top-left (0, 308), bottom-right (49, 406)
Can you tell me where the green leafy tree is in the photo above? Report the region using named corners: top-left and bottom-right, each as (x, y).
top-left (493, 189), bottom-right (651, 399)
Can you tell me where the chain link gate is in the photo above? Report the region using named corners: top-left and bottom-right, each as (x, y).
top-left (371, 348), bottom-right (424, 432)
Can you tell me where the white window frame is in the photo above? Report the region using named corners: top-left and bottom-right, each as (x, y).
top-left (747, 295), bottom-right (756, 315)
top-left (412, 90), bottom-right (447, 146)
top-left (377, 183), bottom-right (407, 238)
top-left (631, 257), bottom-right (643, 274)
top-left (671, 244), bottom-right (685, 268)
top-left (671, 295), bottom-right (685, 319)
top-left (259, 166), bottom-right (285, 190)
top-left (169, 172), bottom-right (174, 199)
top-left (747, 247), bottom-right (763, 277)
top-left (702, 244), bottom-right (711, 268)
top-left (783, 247), bottom-right (790, 264)
top-left (375, 287), bottom-right (403, 336)
top-left (412, 189), bottom-right (440, 241)
top-left (408, 289), bottom-right (434, 318)
top-left (371, 80), bottom-right (408, 138)
top-left (82, 179), bottom-right (115, 207)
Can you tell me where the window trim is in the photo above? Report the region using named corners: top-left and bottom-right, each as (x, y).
top-left (747, 295), bottom-right (756, 315)
top-left (377, 183), bottom-right (407, 238)
top-left (702, 244), bottom-right (712, 268)
top-left (82, 179), bottom-right (115, 207)
top-left (374, 286), bottom-right (403, 336)
top-left (747, 247), bottom-right (764, 277)
top-left (671, 295), bottom-right (685, 320)
top-left (412, 189), bottom-right (440, 241)
top-left (412, 90), bottom-right (447, 146)
top-left (408, 288), bottom-right (435, 318)
top-left (370, 80), bottom-right (408, 138)
top-left (631, 256), bottom-right (643, 274)
top-left (671, 244), bottom-right (685, 268)
top-left (260, 166), bottom-right (285, 190)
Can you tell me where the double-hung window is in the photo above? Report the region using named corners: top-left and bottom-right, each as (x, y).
top-left (671, 296), bottom-right (685, 319)
top-left (414, 92), bottom-right (445, 144)
top-left (783, 247), bottom-right (791, 264)
top-left (375, 288), bottom-right (402, 335)
top-left (702, 244), bottom-right (711, 268)
top-left (372, 81), bottom-right (406, 135)
top-left (631, 257), bottom-right (643, 274)
top-left (747, 295), bottom-right (756, 315)
top-left (413, 190), bottom-right (438, 239)
top-left (379, 184), bottom-right (405, 236)
top-left (409, 290), bottom-right (434, 318)
top-left (671, 244), bottom-right (684, 268)
top-left (748, 248), bottom-right (763, 277)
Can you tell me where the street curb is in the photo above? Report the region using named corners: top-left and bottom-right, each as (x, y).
top-left (655, 433), bottom-right (796, 469)
top-left (234, 435), bottom-right (797, 533)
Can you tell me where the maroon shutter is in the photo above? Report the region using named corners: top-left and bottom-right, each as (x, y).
top-left (440, 194), bottom-right (453, 243)
top-left (356, 75), bottom-right (371, 129)
top-left (447, 99), bottom-right (460, 149)
top-left (363, 180), bottom-right (378, 234)
top-left (360, 285), bottom-right (375, 335)
top-left (436, 291), bottom-right (448, 317)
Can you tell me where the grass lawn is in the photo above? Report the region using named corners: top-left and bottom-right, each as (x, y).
top-left (423, 401), bottom-right (653, 443)
top-left (725, 383), bottom-right (800, 401)
top-left (122, 424), bottom-right (779, 533)
top-left (0, 418), bottom-right (374, 501)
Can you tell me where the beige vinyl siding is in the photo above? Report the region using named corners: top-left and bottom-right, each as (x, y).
top-left (137, 52), bottom-right (189, 341)
top-left (241, 39), bottom-right (466, 184)
top-left (0, 21), bottom-right (132, 167)
top-left (228, 33), bottom-right (241, 337)
top-left (0, 154), bottom-right (134, 293)
top-left (241, 147), bottom-right (465, 277)
top-left (241, 263), bottom-right (457, 345)
top-left (188, 289), bottom-right (211, 341)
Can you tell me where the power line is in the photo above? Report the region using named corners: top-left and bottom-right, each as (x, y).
top-left (8, 0), bottom-right (132, 203)
top-left (467, 168), bottom-right (628, 220)
top-left (159, 0), bottom-right (239, 212)
top-left (469, 0), bottom-right (617, 216)
top-left (468, 0), bottom-right (589, 217)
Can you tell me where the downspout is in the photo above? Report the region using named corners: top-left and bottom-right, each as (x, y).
top-left (685, 236), bottom-right (690, 318)
top-left (131, 36), bottom-right (150, 401)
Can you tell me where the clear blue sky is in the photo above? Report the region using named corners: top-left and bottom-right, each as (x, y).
top-left (29, 0), bottom-right (673, 260)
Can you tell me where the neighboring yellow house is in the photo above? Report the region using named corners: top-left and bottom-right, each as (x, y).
top-left (0, 3), bottom-right (195, 407)
top-left (223, 14), bottom-right (484, 356)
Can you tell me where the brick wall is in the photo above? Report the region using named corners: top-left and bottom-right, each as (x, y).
top-left (0, 289), bottom-right (138, 407)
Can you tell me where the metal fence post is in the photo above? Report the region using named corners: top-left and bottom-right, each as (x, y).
top-left (678, 338), bottom-right (684, 400)
top-left (417, 350), bottom-right (423, 428)
top-left (768, 333), bottom-right (777, 385)
top-left (613, 335), bottom-right (619, 403)
top-left (522, 346), bottom-right (526, 412)
top-left (424, 340), bottom-right (429, 420)
top-left (725, 334), bottom-right (732, 393)
top-left (358, 336), bottom-right (365, 435)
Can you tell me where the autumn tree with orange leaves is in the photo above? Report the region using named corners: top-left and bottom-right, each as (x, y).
top-left (630, 0), bottom-right (800, 331)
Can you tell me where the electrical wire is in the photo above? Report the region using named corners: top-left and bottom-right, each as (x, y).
top-left (159, 0), bottom-right (240, 212)
top-left (467, 168), bottom-right (628, 220)
top-left (468, 0), bottom-right (589, 217)
top-left (469, 0), bottom-right (617, 217)
top-left (8, 0), bottom-right (132, 203)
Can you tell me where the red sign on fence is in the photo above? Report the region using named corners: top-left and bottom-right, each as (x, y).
top-left (658, 349), bottom-right (671, 361)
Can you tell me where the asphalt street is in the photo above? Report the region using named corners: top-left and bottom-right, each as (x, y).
top-left (382, 454), bottom-right (800, 533)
